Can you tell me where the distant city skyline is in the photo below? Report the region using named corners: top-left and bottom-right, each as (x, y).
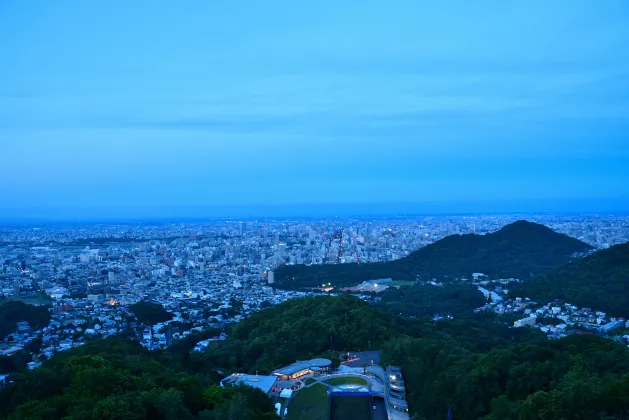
top-left (1, 198), bottom-right (629, 223)
top-left (1, 1), bottom-right (629, 219)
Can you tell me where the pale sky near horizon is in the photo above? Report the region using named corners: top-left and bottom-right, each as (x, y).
top-left (1, 1), bottom-right (629, 218)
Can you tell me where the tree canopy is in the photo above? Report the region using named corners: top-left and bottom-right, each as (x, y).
top-left (202, 295), bottom-right (410, 374)
top-left (0, 338), bottom-right (277, 420)
top-left (378, 283), bottom-right (487, 318)
top-left (511, 242), bottom-right (629, 317)
top-left (0, 301), bottom-right (51, 340)
top-left (130, 302), bottom-right (174, 325)
top-left (383, 333), bottom-right (629, 419)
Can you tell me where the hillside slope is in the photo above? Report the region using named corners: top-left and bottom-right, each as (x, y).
top-left (511, 241), bottom-right (629, 317)
top-left (378, 283), bottom-right (486, 319)
top-left (276, 220), bottom-right (592, 289)
top-left (202, 295), bottom-right (409, 373)
top-left (0, 338), bottom-right (277, 419)
top-left (0, 301), bottom-right (51, 341)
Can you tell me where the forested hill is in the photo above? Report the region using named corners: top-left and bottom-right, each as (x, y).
top-left (5, 295), bottom-right (629, 419)
top-left (511, 241), bottom-right (629, 317)
top-left (3, 295), bottom-right (629, 419)
top-left (275, 220), bottom-right (592, 289)
top-left (0, 338), bottom-right (278, 420)
top-left (201, 295), bottom-right (410, 374)
top-left (202, 296), bottom-right (629, 419)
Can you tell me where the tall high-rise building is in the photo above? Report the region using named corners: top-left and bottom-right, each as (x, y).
top-left (268, 270), bottom-right (275, 284)
top-left (278, 243), bottom-right (286, 259)
top-left (108, 271), bottom-right (115, 284)
top-left (239, 221), bottom-right (247, 235)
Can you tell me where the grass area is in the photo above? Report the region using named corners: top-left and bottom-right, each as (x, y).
top-left (304, 377), bottom-right (316, 385)
top-left (330, 396), bottom-right (371, 420)
top-left (286, 383), bottom-right (329, 420)
top-left (606, 327), bottom-right (629, 336)
top-left (387, 280), bottom-right (416, 287)
top-left (324, 376), bottom-right (368, 386)
top-left (0, 293), bottom-right (52, 307)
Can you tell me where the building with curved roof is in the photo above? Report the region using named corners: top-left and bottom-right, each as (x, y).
top-left (271, 358), bottom-right (332, 380)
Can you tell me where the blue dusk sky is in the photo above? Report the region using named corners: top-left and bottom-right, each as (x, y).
top-left (1, 0), bottom-right (629, 219)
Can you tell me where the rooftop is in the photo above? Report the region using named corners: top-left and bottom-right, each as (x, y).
top-left (272, 358), bottom-right (332, 376)
top-left (234, 374), bottom-right (277, 394)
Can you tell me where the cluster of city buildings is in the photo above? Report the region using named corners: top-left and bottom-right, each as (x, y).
top-left (476, 292), bottom-right (629, 343)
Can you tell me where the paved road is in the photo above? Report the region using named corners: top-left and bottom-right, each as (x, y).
top-left (372, 398), bottom-right (387, 420)
top-left (340, 350), bottom-right (381, 367)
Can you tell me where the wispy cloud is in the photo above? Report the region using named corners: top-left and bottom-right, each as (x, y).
top-left (0, 0), bottom-right (628, 211)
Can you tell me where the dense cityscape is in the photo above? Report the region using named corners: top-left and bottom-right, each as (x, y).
top-left (2, 214), bottom-right (629, 370)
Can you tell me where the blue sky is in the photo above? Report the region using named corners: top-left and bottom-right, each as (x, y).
top-left (1, 0), bottom-right (628, 218)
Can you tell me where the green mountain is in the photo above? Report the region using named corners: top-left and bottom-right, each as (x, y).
top-left (511, 241), bottom-right (629, 317)
top-left (201, 295), bottom-right (409, 373)
top-left (199, 295), bottom-right (543, 371)
top-left (275, 220), bottom-right (592, 289)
